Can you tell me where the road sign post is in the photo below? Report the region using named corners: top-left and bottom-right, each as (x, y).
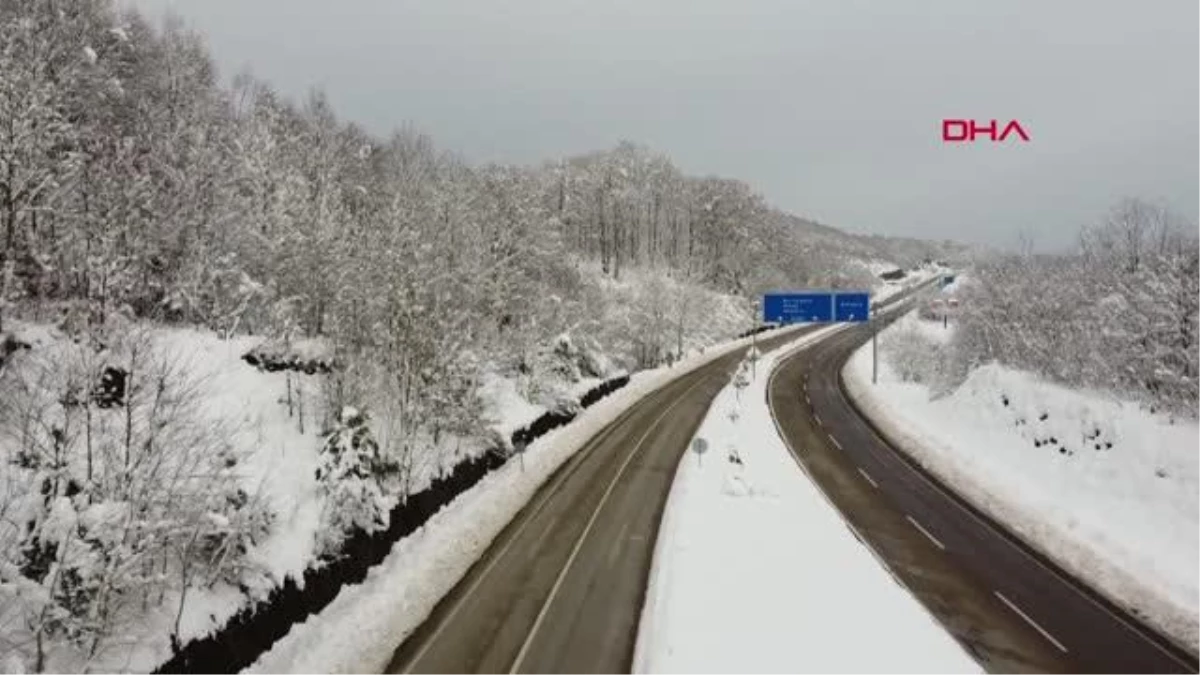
top-left (750, 298), bottom-right (760, 378)
top-left (872, 303), bottom-right (878, 385)
top-left (691, 437), bottom-right (709, 467)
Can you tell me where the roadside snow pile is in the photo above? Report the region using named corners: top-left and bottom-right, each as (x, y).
top-left (844, 312), bottom-right (1200, 651)
top-left (478, 372), bottom-right (549, 438)
top-left (634, 328), bottom-right (979, 673)
top-left (243, 325), bottom-right (801, 674)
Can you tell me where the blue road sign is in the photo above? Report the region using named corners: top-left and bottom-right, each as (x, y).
top-left (763, 293), bottom-right (834, 323)
top-left (834, 292), bottom-right (870, 322)
top-left (764, 291), bottom-right (871, 323)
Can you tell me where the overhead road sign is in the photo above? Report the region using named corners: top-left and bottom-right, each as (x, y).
top-left (763, 293), bottom-right (834, 322)
top-left (763, 290), bottom-right (871, 324)
top-left (834, 293), bottom-right (870, 322)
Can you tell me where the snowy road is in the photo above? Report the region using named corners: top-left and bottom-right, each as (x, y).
top-left (768, 298), bottom-right (1199, 673)
top-left (384, 325), bottom-right (819, 673)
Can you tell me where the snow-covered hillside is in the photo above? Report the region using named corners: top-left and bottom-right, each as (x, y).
top-left (844, 310), bottom-right (1199, 651)
top-left (0, 299), bottom-right (745, 672)
top-left (244, 325), bottom-right (801, 673)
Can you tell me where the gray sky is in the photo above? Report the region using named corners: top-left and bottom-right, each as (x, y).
top-left (126, 0), bottom-right (1197, 251)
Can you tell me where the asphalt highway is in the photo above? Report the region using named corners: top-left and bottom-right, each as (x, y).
top-left (767, 299), bottom-right (1199, 673)
top-left (387, 323), bottom-right (816, 673)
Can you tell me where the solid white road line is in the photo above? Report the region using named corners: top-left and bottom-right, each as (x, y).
top-left (400, 454), bottom-right (574, 672)
top-left (828, 434), bottom-right (843, 450)
top-left (995, 590), bottom-right (1070, 653)
top-left (508, 371), bottom-right (713, 673)
top-left (813, 413), bottom-right (823, 427)
top-left (906, 514), bottom-right (946, 550)
top-left (399, 375), bottom-right (665, 672)
top-left (857, 466), bottom-right (878, 488)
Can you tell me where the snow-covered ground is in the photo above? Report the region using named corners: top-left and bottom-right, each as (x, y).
top-left (872, 264), bottom-right (946, 305)
top-left (244, 325), bottom-right (803, 673)
top-left (844, 310), bottom-right (1199, 651)
top-left (0, 318), bottom-right (642, 672)
top-left (0, 322), bottom-right (331, 672)
top-left (633, 327), bottom-right (980, 673)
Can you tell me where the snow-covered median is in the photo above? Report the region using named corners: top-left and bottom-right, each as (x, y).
top-left (634, 327), bottom-right (979, 673)
top-left (844, 311), bottom-right (1199, 652)
top-left (244, 326), bottom-right (800, 673)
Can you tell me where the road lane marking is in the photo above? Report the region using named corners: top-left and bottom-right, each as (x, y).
top-left (833, 379), bottom-right (1193, 669)
top-left (397, 370), bottom-right (689, 673)
top-left (766, 346), bottom-right (909, 594)
top-left (805, 394), bottom-right (811, 405)
top-left (906, 515), bottom-right (945, 550)
top-left (813, 413), bottom-right (823, 427)
top-left (828, 434), bottom-right (842, 450)
top-left (995, 591), bottom-right (1069, 653)
top-left (509, 370), bottom-right (714, 673)
top-left (399, 454), bottom-right (576, 671)
top-left (606, 521), bottom-right (630, 570)
top-left (857, 467), bottom-right (878, 488)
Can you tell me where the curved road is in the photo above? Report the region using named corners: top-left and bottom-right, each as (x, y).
top-left (767, 298), bottom-right (1199, 673)
top-left (387, 324), bottom-right (818, 673)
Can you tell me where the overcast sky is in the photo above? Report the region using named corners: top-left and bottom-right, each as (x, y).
top-left (126, 0), bottom-right (1197, 251)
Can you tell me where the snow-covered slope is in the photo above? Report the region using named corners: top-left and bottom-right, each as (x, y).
top-left (634, 327), bottom-right (979, 673)
top-left (844, 311), bottom-right (1199, 651)
top-left (245, 326), bottom-right (801, 673)
top-left (0, 316), bottom-right (668, 672)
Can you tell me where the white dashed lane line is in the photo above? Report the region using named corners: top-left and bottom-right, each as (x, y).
top-left (995, 590), bottom-right (1070, 653)
top-left (906, 514), bottom-right (946, 550)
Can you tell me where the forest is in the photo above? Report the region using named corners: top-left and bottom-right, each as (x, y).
top-left (886, 198), bottom-right (1198, 417)
top-left (0, 1), bottom-right (968, 670)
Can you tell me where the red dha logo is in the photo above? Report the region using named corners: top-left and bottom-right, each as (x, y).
top-left (942, 119), bottom-right (1030, 143)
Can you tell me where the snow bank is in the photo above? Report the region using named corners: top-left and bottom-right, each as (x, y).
top-left (844, 313), bottom-right (1199, 651)
top-left (478, 370), bottom-right (549, 438)
top-left (243, 326), bottom-right (802, 673)
top-left (634, 327), bottom-right (979, 673)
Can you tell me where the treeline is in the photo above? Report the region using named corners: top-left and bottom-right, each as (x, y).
top-left (949, 199), bottom-right (1199, 414)
top-left (0, 0), bottom-right (958, 359)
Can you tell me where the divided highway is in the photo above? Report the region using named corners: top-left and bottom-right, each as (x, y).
top-left (768, 296), bottom-right (1199, 673)
top-left (387, 324), bottom-right (817, 673)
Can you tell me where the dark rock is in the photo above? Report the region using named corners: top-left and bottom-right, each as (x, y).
top-left (92, 366), bottom-right (128, 408)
